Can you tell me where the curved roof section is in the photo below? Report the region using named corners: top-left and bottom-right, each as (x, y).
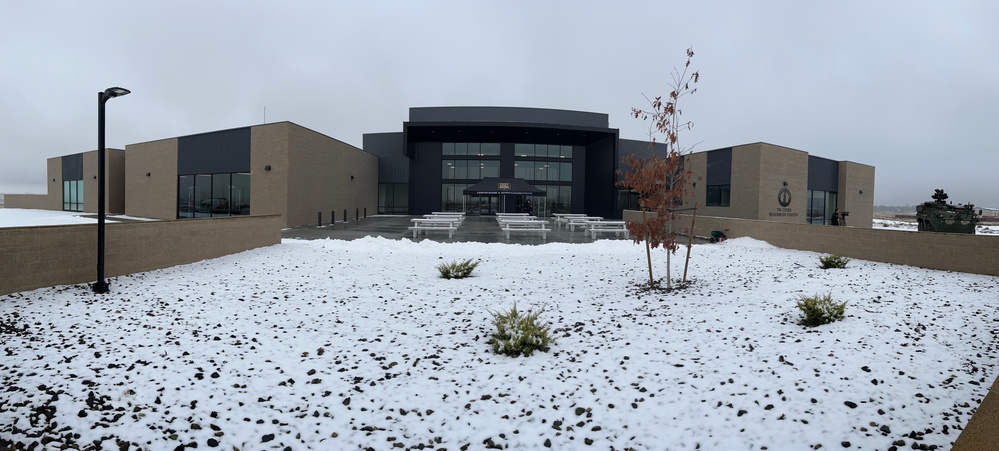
top-left (409, 106), bottom-right (609, 129)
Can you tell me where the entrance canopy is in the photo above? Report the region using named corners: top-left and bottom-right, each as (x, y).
top-left (463, 178), bottom-right (546, 196)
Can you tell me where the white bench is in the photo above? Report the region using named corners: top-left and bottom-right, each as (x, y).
top-left (567, 216), bottom-right (603, 231)
top-left (408, 218), bottom-right (459, 238)
top-left (588, 220), bottom-right (629, 239)
top-left (553, 213), bottom-right (587, 229)
top-left (425, 214), bottom-right (464, 225)
top-left (497, 215), bottom-right (537, 224)
top-left (501, 220), bottom-right (551, 240)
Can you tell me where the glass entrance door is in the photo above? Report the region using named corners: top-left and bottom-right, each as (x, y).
top-left (477, 195), bottom-right (498, 215)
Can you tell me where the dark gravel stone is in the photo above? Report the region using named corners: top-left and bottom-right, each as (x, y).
top-left (844, 401), bottom-right (858, 408)
top-left (262, 433), bottom-right (275, 443)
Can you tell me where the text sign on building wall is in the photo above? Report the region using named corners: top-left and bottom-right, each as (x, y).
top-left (498, 183), bottom-right (510, 190)
top-left (769, 187), bottom-right (799, 218)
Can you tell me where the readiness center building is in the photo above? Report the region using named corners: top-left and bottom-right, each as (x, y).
top-left (6, 106), bottom-right (874, 228)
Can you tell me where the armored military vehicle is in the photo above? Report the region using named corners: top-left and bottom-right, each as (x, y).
top-left (916, 189), bottom-right (980, 234)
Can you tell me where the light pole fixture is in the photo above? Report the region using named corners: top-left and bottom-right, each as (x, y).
top-left (93, 86), bottom-right (130, 294)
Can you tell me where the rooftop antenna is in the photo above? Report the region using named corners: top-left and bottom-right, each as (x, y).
top-left (263, 106), bottom-right (267, 124)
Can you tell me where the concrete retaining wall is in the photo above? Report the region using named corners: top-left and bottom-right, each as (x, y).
top-left (0, 215), bottom-right (282, 296)
top-left (623, 211), bottom-right (999, 277)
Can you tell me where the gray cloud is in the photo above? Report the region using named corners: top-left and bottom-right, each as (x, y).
top-left (2, 1), bottom-right (997, 207)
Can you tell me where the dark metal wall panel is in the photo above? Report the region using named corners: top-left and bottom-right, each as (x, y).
top-left (807, 155), bottom-right (839, 192)
top-left (707, 148), bottom-right (733, 185)
top-left (362, 132), bottom-right (404, 157)
top-left (177, 127), bottom-right (251, 175)
top-left (409, 141), bottom-right (443, 214)
top-left (616, 139), bottom-right (668, 176)
top-left (363, 133), bottom-right (408, 183)
top-left (584, 135), bottom-right (617, 218)
top-left (410, 106), bottom-right (609, 129)
top-left (61, 153), bottom-right (83, 180)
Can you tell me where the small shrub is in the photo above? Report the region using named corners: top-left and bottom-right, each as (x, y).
top-left (819, 254), bottom-right (849, 269)
top-left (488, 303), bottom-right (553, 357)
top-left (795, 293), bottom-right (847, 327)
top-left (437, 259), bottom-right (479, 279)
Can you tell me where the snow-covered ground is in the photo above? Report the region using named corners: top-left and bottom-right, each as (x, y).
top-left (2, 228), bottom-right (997, 449)
top-left (0, 208), bottom-right (153, 227)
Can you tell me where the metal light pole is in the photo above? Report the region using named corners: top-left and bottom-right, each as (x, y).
top-left (93, 86), bottom-right (130, 294)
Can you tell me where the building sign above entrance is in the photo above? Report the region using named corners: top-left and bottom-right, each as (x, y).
top-left (498, 182), bottom-right (511, 190)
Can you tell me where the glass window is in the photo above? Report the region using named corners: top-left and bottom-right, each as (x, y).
top-left (194, 174), bottom-right (212, 217)
top-left (454, 143), bottom-right (467, 156)
top-left (560, 162), bottom-right (572, 182)
top-left (534, 163), bottom-right (545, 181)
top-left (231, 173), bottom-right (250, 215)
top-left (178, 175), bottom-right (195, 218)
top-left (466, 160), bottom-right (480, 180)
top-left (481, 143), bottom-right (501, 156)
top-left (441, 184), bottom-right (467, 212)
top-left (560, 146), bottom-right (573, 159)
top-left (481, 160), bottom-right (500, 178)
top-left (442, 143), bottom-right (454, 156)
top-left (515, 143), bottom-right (534, 157)
top-left (706, 185), bottom-right (731, 207)
top-left (212, 173), bottom-right (231, 215)
top-left (63, 181), bottom-right (71, 211)
top-left (546, 163), bottom-right (559, 181)
top-left (514, 161), bottom-right (528, 179)
top-left (467, 143), bottom-right (480, 156)
top-left (379, 183), bottom-right (409, 214)
top-left (62, 179), bottom-right (83, 211)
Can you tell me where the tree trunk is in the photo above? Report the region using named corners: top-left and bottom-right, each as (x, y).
top-left (643, 209), bottom-right (653, 287)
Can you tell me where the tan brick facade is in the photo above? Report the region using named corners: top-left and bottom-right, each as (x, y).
top-left (250, 123), bottom-right (291, 224)
top-left (285, 124), bottom-right (378, 227)
top-left (683, 143), bottom-right (874, 227)
top-left (125, 138), bottom-right (179, 219)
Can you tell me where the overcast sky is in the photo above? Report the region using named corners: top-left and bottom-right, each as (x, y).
top-left (2, 1), bottom-right (997, 207)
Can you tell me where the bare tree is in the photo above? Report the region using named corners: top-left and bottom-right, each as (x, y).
top-left (617, 47), bottom-right (699, 290)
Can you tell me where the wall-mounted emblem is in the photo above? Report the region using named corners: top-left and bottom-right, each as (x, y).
top-left (498, 182), bottom-right (510, 190)
top-left (777, 188), bottom-right (792, 207)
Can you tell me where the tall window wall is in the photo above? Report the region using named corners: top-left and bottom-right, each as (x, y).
top-left (807, 190), bottom-right (837, 225)
top-left (437, 142), bottom-right (575, 215)
top-left (63, 179), bottom-right (83, 211)
top-left (379, 183), bottom-right (409, 214)
top-left (178, 172), bottom-right (250, 218)
top-left (514, 144), bottom-right (573, 215)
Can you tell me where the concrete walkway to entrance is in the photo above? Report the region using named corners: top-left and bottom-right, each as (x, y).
top-left (281, 215), bottom-right (630, 244)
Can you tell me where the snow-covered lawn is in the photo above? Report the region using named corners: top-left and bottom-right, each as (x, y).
top-left (2, 236), bottom-right (997, 450)
top-left (0, 208), bottom-right (153, 227)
